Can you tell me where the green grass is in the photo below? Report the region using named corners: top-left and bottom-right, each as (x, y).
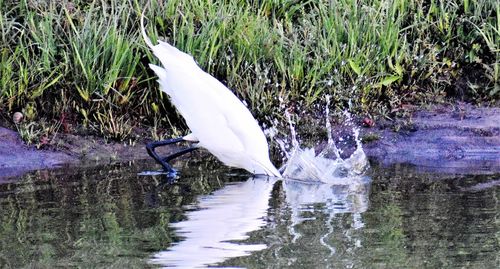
top-left (0, 0), bottom-right (498, 144)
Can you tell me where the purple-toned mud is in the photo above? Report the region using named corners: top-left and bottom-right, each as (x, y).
top-left (1, 105), bottom-right (499, 179)
top-left (361, 105), bottom-right (499, 174)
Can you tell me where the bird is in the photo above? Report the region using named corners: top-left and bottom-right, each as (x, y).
top-left (141, 14), bottom-right (281, 178)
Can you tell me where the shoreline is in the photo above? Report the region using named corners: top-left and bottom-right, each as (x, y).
top-left (361, 104), bottom-right (500, 174)
top-left (1, 104), bottom-right (499, 179)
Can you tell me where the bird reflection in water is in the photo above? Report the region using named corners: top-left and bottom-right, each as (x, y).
top-left (150, 174), bottom-right (371, 268)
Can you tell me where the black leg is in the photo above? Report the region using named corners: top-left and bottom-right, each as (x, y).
top-left (146, 138), bottom-right (198, 176)
top-left (146, 137), bottom-right (184, 173)
top-left (162, 147), bottom-right (198, 162)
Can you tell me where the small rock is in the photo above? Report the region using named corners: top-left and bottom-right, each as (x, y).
top-left (12, 112), bottom-right (23, 124)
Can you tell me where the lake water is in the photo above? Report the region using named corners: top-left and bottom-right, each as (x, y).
top-left (0, 158), bottom-right (498, 268)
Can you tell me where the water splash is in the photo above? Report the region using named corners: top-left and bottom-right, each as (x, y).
top-left (269, 96), bottom-right (371, 247)
top-left (151, 96), bottom-right (372, 266)
top-left (151, 97), bottom-right (372, 267)
top-left (276, 96), bottom-right (369, 184)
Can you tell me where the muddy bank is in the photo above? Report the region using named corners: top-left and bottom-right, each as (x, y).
top-left (0, 127), bottom-right (75, 178)
top-left (0, 128), bottom-right (175, 179)
top-left (1, 104), bottom-right (499, 179)
top-left (360, 105), bottom-right (499, 174)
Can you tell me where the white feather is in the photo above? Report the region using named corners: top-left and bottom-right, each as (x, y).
top-left (141, 14), bottom-right (281, 177)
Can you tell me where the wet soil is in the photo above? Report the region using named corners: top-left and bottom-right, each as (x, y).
top-left (0, 127), bottom-right (75, 178)
top-left (0, 128), bottom-right (177, 179)
top-left (360, 104), bottom-right (499, 174)
top-left (1, 104), bottom-right (499, 179)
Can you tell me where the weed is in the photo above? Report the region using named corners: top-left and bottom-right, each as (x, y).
top-left (93, 109), bottom-right (132, 141)
top-left (361, 133), bottom-right (381, 143)
top-left (15, 119), bottom-right (61, 148)
top-left (0, 0), bottom-right (498, 143)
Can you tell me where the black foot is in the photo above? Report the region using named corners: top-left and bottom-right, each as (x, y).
top-left (164, 168), bottom-right (178, 181)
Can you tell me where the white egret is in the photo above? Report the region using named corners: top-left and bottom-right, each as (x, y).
top-left (141, 14), bottom-right (281, 178)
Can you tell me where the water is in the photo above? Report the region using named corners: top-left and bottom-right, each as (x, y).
top-left (0, 160), bottom-right (498, 268)
top-left (273, 96), bottom-right (369, 183)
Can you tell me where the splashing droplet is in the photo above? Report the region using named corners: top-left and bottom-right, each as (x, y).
top-left (274, 96), bottom-right (369, 184)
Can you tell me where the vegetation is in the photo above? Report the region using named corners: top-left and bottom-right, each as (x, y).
top-left (0, 0), bottom-right (498, 145)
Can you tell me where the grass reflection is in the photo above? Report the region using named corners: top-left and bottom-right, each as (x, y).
top-left (0, 162), bottom-right (498, 268)
top-left (0, 158), bottom-right (239, 268)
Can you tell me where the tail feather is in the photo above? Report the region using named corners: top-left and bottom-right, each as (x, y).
top-left (148, 64), bottom-right (167, 82)
top-left (141, 11), bottom-right (154, 49)
top-left (141, 10), bottom-right (180, 56)
top-left (148, 64), bottom-right (172, 96)
top-left (141, 12), bottom-right (197, 70)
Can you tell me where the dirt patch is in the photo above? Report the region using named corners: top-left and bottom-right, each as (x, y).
top-left (0, 127), bottom-right (76, 178)
top-left (0, 127), bottom-right (179, 179)
top-left (360, 104), bottom-right (500, 174)
top-left (1, 104), bottom-right (499, 179)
